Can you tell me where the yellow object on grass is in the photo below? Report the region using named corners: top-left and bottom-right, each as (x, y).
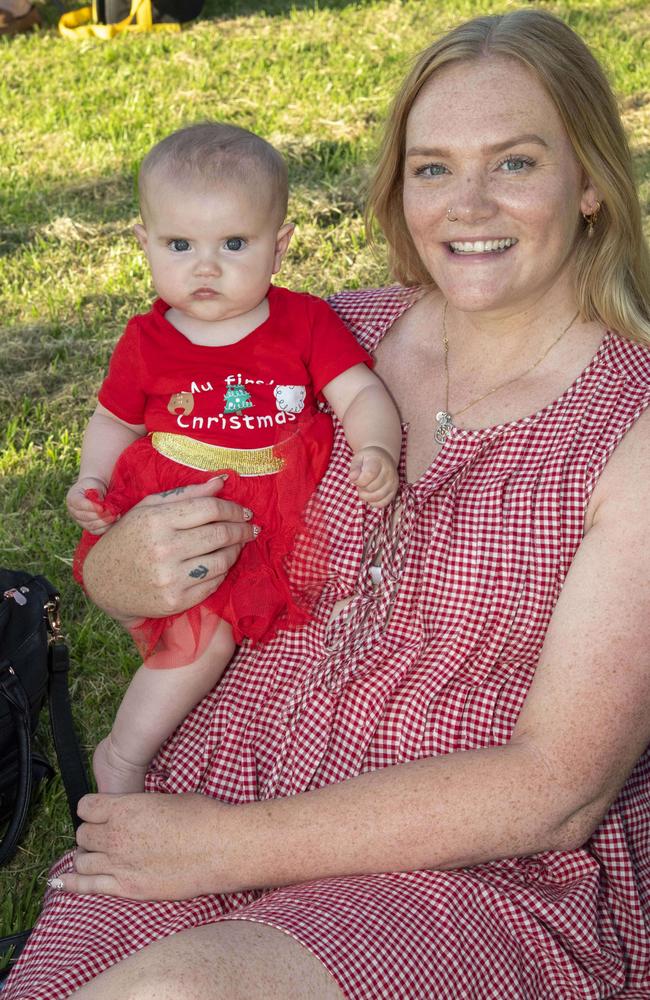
top-left (59, 0), bottom-right (181, 38)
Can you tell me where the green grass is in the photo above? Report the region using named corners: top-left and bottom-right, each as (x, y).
top-left (1, 0), bottom-right (649, 952)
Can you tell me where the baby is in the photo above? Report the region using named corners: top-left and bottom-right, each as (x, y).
top-left (67, 122), bottom-right (402, 795)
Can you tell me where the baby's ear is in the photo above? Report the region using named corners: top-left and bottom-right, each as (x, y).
top-left (272, 222), bottom-right (295, 273)
top-left (133, 223), bottom-right (148, 251)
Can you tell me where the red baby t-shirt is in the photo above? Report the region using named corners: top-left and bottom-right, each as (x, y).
top-left (98, 285), bottom-right (372, 449)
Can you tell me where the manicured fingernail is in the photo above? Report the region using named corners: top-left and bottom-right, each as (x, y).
top-left (207, 474), bottom-right (228, 483)
top-left (47, 877), bottom-right (64, 890)
top-left (252, 524), bottom-right (262, 537)
top-left (242, 507), bottom-right (253, 520)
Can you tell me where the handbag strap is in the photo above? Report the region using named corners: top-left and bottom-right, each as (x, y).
top-left (34, 575), bottom-right (90, 828)
top-left (47, 639), bottom-right (90, 830)
top-left (0, 662), bottom-right (33, 867)
top-left (0, 928), bottom-right (31, 981)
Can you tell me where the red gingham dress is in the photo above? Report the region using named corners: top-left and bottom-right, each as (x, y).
top-left (6, 286), bottom-right (650, 1000)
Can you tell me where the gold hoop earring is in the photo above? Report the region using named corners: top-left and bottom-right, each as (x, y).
top-left (447, 207), bottom-right (458, 222)
top-left (583, 201), bottom-right (601, 238)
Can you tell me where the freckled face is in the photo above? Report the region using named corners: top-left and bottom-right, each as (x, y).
top-left (402, 57), bottom-right (598, 317)
top-left (135, 178), bottom-right (291, 325)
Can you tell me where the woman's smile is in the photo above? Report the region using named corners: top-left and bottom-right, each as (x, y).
top-left (448, 237), bottom-right (518, 254)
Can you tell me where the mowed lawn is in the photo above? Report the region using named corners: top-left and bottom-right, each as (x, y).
top-left (1, 0), bottom-right (649, 945)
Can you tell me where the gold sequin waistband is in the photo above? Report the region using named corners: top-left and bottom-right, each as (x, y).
top-left (151, 432), bottom-right (285, 476)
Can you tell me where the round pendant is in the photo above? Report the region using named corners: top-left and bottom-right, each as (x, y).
top-left (434, 411), bottom-right (453, 444)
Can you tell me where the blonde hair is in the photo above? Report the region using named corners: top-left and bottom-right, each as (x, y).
top-left (139, 122), bottom-right (289, 226)
top-left (366, 9), bottom-right (650, 346)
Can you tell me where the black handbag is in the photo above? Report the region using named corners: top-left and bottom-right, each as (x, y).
top-left (0, 570), bottom-right (90, 974)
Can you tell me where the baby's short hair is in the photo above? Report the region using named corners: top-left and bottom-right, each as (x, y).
top-left (139, 122), bottom-right (289, 224)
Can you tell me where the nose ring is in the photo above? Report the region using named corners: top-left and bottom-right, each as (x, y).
top-left (446, 207), bottom-right (458, 222)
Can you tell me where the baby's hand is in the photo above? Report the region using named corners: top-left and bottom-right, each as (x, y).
top-left (349, 446), bottom-right (399, 508)
top-left (66, 477), bottom-right (114, 535)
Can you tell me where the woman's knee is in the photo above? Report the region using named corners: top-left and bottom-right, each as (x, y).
top-left (73, 920), bottom-right (342, 1000)
top-left (207, 920), bottom-right (343, 998)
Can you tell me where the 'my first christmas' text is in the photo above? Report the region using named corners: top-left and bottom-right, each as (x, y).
top-left (175, 410), bottom-right (298, 432)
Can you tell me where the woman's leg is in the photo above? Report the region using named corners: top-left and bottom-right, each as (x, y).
top-left (72, 920), bottom-right (344, 999)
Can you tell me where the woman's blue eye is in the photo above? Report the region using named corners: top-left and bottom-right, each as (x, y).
top-left (500, 157), bottom-right (532, 172)
top-left (225, 237), bottom-right (246, 251)
top-left (415, 163), bottom-right (448, 177)
top-left (169, 239), bottom-right (190, 252)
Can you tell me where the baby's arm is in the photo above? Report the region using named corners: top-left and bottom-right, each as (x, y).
top-left (322, 364), bottom-right (401, 508)
top-left (66, 402), bottom-right (145, 534)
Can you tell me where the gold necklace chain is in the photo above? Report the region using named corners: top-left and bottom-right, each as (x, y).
top-left (435, 302), bottom-right (580, 444)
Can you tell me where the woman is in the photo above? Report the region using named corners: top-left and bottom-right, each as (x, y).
top-left (6, 9), bottom-right (650, 998)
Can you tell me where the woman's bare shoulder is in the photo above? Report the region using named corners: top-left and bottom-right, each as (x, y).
top-left (587, 405), bottom-right (650, 529)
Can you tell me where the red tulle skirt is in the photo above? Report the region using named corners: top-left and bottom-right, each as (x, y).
top-left (73, 413), bottom-right (333, 668)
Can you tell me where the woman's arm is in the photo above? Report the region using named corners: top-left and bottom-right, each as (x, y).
top-left (63, 413), bottom-right (650, 900)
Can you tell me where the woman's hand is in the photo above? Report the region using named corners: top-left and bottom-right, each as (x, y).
top-left (55, 793), bottom-right (238, 901)
top-left (82, 477), bottom-right (258, 621)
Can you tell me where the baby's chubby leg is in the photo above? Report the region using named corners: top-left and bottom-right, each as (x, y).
top-left (93, 619), bottom-right (235, 794)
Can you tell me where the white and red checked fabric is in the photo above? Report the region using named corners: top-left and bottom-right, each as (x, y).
top-left (6, 286), bottom-right (650, 999)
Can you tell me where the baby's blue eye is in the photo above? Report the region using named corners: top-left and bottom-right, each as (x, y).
top-left (169, 239), bottom-right (190, 252)
top-left (225, 237), bottom-right (246, 252)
